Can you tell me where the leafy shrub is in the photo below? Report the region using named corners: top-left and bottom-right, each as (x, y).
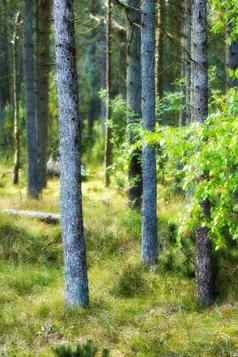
top-left (149, 88), bottom-right (238, 251)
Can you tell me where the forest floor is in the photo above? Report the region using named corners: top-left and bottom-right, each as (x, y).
top-left (0, 164), bottom-right (238, 356)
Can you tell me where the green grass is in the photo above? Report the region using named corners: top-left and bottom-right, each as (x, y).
top-left (0, 165), bottom-right (238, 356)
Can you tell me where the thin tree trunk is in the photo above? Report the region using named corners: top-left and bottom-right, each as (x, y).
top-left (24, 0), bottom-right (39, 199)
top-left (87, 0), bottom-right (100, 138)
top-left (0, 0), bottom-right (11, 109)
top-left (156, 0), bottom-right (165, 99)
top-left (98, 1), bottom-right (107, 131)
top-left (191, 0), bottom-right (215, 306)
top-left (225, 22), bottom-right (238, 89)
top-left (141, 0), bottom-right (158, 266)
top-left (104, 0), bottom-right (113, 187)
top-left (127, 0), bottom-right (142, 210)
top-left (53, 0), bottom-right (89, 307)
top-left (36, 0), bottom-right (50, 191)
top-left (12, 12), bottom-right (22, 185)
top-left (180, 0), bottom-right (191, 126)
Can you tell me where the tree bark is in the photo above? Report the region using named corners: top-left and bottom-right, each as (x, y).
top-left (87, 0), bottom-right (101, 138)
top-left (104, 0), bottom-right (113, 187)
top-left (0, 0), bottom-right (11, 109)
top-left (35, 0), bottom-right (51, 191)
top-left (141, 0), bottom-right (158, 266)
top-left (12, 12), bottom-right (22, 185)
top-left (180, 0), bottom-right (191, 125)
top-left (24, 0), bottom-right (39, 199)
top-left (156, 0), bottom-right (165, 99)
top-left (127, 0), bottom-right (142, 210)
top-left (191, 0), bottom-right (215, 306)
top-left (53, 0), bottom-right (89, 307)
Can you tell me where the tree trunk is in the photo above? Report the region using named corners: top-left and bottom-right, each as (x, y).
top-left (225, 22), bottom-right (238, 89)
top-left (127, 0), bottom-right (142, 210)
top-left (104, 0), bottom-right (113, 187)
top-left (156, 0), bottom-right (165, 99)
top-left (24, 0), bottom-right (39, 199)
top-left (0, 0), bottom-right (11, 109)
top-left (98, 1), bottom-right (107, 131)
top-left (191, 0), bottom-right (215, 305)
top-left (35, 0), bottom-right (50, 191)
top-left (180, 0), bottom-right (191, 125)
top-left (53, 0), bottom-right (89, 307)
top-left (196, 200), bottom-right (215, 305)
top-left (12, 12), bottom-right (22, 185)
top-left (87, 0), bottom-right (101, 138)
top-left (141, 0), bottom-right (158, 266)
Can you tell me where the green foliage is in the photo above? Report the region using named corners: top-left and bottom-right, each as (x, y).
top-left (149, 89), bottom-right (238, 251)
top-left (211, 0), bottom-right (238, 39)
top-left (53, 340), bottom-right (110, 357)
top-left (157, 89), bottom-right (184, 118)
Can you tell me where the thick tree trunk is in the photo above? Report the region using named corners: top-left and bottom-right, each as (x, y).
top-left (141, 0), bottom-right (158, 266)
top-left (127, 0), bottom-right (142, 210)
top-left (53, 0), bottom-right (89, 307)
top-left (24, 0), bottom-right (39, 199)
top-left (104, 0), bottom-right (113, 187)
top-left (12, 13), bottom-right (22, 185)
top-left (196, 200), bottom-right (215, 305)
top-left (191, 0), bottom-right (215, 305)
top-left (35, 0), bottom-right (50, 191)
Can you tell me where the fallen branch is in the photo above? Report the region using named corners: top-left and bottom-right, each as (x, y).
top-left (2, 209), bottom-right (60, 224)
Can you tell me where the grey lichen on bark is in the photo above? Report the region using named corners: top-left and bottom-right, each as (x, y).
top-left (53, 0), bottom-right (89, 307)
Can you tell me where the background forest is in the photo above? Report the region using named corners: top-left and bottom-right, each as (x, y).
top-left (1, 0), bottom-right (238, 356)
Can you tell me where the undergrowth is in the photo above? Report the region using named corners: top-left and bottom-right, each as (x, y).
top-left (0, 165), bottom-right (238, 356)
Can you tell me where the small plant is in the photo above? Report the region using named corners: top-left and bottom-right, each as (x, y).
top-left (111, 263), bottom-right (148, 298)
top-left (53, 340), bottom-right (110, 357)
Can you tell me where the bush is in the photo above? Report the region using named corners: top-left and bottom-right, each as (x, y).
top-left (53, 340), bottom-right (110, 357)
top-left (111, 264), bottom-right (148, 298)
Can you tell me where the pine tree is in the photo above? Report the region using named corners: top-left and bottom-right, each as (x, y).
top-left (24, 0), bottom-right (39, 198)
top-left (35, 0), bottom-right (51, 190)
top-left (141, 0), bottom-right (158, 266)
top-left (104, 0), bottom-right (113, 187)
top-left (191, 0), bottom-right (215, 306)
top-left (53, 0), bottom-right (89, 307)
top-left (127, 0), bottom-right (142, 210)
